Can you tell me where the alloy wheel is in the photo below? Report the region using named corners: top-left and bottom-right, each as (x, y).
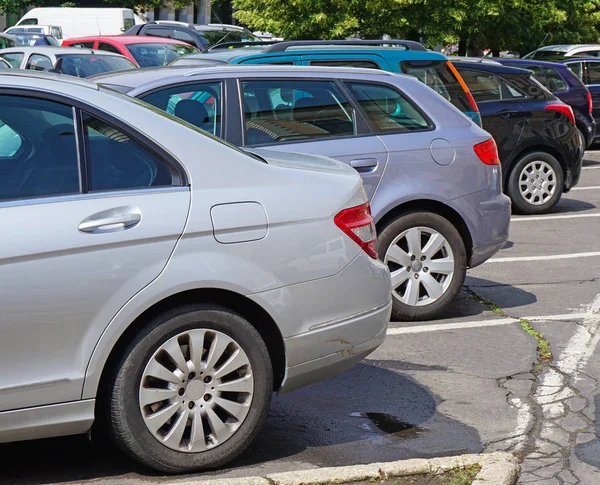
top-left (384, 226), bottom-right (455, 307)
top-left (139, 329), bottom-right (254, 453)
top-left (519, 160), bottom-right (556, 206)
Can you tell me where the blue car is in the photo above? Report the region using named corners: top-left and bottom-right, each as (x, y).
top-left (497, 58), bottom-right (596, 147)
top-left (169, 39), bottom-right (483, 126)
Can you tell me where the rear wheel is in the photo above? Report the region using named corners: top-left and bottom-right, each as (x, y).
top-left (376, 211), bottom-right (467, 321)
top-left (106, 304), bottom-right (272, 473)
top-left (507, 152), bottom-right (564, 215)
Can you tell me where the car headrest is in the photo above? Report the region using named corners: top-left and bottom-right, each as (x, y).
top-left (174, 100), bottom-right (209, 128)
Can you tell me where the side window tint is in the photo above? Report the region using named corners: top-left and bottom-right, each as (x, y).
top-left (503, 79), bottom-right (527, 99)
top-left (309, 60), bottom-right (381, 69)
top-left (98, 42), bottom-right (121, 55)
top-left (0, 96), bottom-right (79, 201)
top-left (587, 63), bottom-right (600, 85)
top-left (544, 68), bottom-right (567, 92)
top-left (140, 82), bottom-right (222, 137)
top-left (83, 114), bottom-right (176, 191)
top-left (26, 54), bottom-right (52, 71)
top-left (146, 27), bottom-right (170, 38)
top-left (1, 53), bottom-right (24, 68)
top-left (526, 66), bottom-right (550, 90)
top-left (241, 80), bottom-right (355, 145)
top-left (568, 63), bottom-right (584, 81)
top-left (173, 30), bottom-right (195, 44)
top-left (347, 82), bottom-right (430, 132)
top-left (458, 70), bottom-right (501, 102)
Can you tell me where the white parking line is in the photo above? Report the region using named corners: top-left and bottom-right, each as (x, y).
top-left (582, 166), bottom-right (600, 170)
top-left (487, 251), bottom-right (600, 263)
top-left (387, 312), bottom-right (587, 335)
top-left (511, 213), bottom-right (600, 222)
top-left (572, 185), bottom-right (600, 191)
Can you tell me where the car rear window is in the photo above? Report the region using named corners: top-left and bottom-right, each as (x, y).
top-left (198, 30), bottom-right (260, 47)
top-left (399, 60), bottom-right (476, 115)
top-left (57, 54), bottom-right (137, 78)
top-left (14, 34), bottom-right (59, 46)
top-left (529, 50), bottom-right (568, 59)
top-left (125, 43), bottom-right (198, 67)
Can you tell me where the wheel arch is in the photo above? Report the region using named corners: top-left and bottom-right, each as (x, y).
top-left (375, 199), bottom-right (473, 264)
top-left (504, 145), bottom-right (566, 190)
top-left (93, 288), bottom-right (287, 411)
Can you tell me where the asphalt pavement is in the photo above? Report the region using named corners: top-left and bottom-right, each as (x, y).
top-left (4, 153), bottom-right (600, 485)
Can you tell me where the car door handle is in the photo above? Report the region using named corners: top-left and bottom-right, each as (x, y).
top-left (350, 158), bottom-right (378, 171)
top-left (498, 109), bottom-right (520, 119)
top-left (78, 211), bottom-right (141, 234)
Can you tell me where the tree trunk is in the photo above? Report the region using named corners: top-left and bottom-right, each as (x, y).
top-left (458, 39), bottom-right (467, 56)
top-left (492, 49), bottom-right (500, 57)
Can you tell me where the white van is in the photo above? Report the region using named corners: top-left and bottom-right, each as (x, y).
top-left (15, 8), bottom-right (138, 39)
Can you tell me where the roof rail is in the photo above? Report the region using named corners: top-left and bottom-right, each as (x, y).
top-left (262, 39), bottom-right (428, 53)
top-left (154, 20), bottom-right (195, 28)
top-left (208, 40), bottom-right (280, 51)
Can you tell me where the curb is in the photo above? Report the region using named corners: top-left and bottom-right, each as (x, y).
top-left (171, 452), bottom-right (519, 485)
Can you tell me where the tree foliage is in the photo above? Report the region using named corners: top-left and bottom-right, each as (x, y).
top-left (232, 0), bottom-right (600, 54)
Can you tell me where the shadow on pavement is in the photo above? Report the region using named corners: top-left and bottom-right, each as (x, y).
top-left (553, 198), bottom-right (596, 214)
top-left (464, 276), bottom-right (537, 310)
top-left (574, 394), bottom-right (600, 468)
top-left (0, 363), bottom-right (481, 484)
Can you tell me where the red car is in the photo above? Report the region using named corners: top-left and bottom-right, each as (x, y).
top-left (62, 36), bottom-right (198, 67)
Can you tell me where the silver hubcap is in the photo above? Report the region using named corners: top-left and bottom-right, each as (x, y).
top-left (385, 226), bottom-right (455, 307)
top-left (139, 329), bottom-right (254, 453)
top-left (519, 161), bottom-right (556, 206)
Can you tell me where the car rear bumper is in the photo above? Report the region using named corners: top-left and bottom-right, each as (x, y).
top-left (564, 137), bottom-right (584, 192)
top-left (279, 300), bottom-right (391, 394)
top-left (247, 252), bottom-right (391, 394)
top-left (469, 193), bottom-right (511, 267)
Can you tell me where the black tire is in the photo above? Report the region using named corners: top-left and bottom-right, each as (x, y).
top-left (507, 152), bottom-right (564, 215)
top-left (106, 304), bottom-right (273, 473)
top-left (376, 211), bottom-right (467, 322)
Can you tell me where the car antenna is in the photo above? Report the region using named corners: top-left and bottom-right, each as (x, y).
top-left (536, 33), bottom-right (552, 51)
top-left (479, 50), bottom-right (490, 62)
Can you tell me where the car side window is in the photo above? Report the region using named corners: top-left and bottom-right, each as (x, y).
top-left (567, 62), bottom-right (584, 81)
top-left (172, 30), bottom-right (195, 44)
top-left (0, 95), bottom-right (79, 201)
top-left (1, 53), bottom-right (24, 68)
top-left (83, 114), bottom-right (176, 191)
top-left (458, 70), bottom-right (502, 102)
top-left (26, 54), bottom-right (52, 71)
top-left (309, 60), bottom-right (382, 69)
top-left (525, 65), bottom-right (550, 90)
top-left (240, 80), bottom-right (356, 146)
top-left (20, 18), bottom-right (37, 25)
top-left (347, 82), bottom-right (431, 132)
top-left (98, 42), bottom-right (121, 55)
top-left (140, 81), bottom-right (223, 137)
top-left (146, 27), bottom-right (170, 38)
top-left (51, 27), bottom-right (62, 40)
top-left (586, 62), bottom-right (600, 86)
top-left (544, 67), bottom-right (567, 92)
top-left (71, 41), bottom-right (95, 48)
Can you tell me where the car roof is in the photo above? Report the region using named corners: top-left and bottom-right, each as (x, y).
top-left (0, 69), bottom-right (99, 89)
top-left (452, 61), bottom-right (532, 75)
top-left (556, 57), bottom-right (600, 63)
top-left (66, 35), bottom-right (191, 45)
top-left (496, 58), bottom-right (570, 69)
top-left (0, 46), bottom-right (126, 56)
top-left (537, 44), bottom-right (600, 52)
top-left (91, 64), bottom-right (398, 91)
top-left (448, 56), bottom-right (502, 65)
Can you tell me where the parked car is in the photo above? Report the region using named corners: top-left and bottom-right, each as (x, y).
top-left (10, 32), bottom-right (60, 47)
top-left (124, 21), bottom-right (262, 51)
top-left (5, 24), bottom-right (64, 44)
top-left (93, 64), bottom-right (511, 321)
top-left (0, 69), bottom-right (391, 471)
top-left (63, 35), bottom-right (198, 67)
top-left (169, 39), bottom-right (483, 126)
top-left (524, 44), bottom-right (600, 60)
top-left (14, 7), bottom-right (137, 38)
top-left (0, 47), bottom-right (136, 77)
top-left (496, 58), bottom-right (597, 147)
top-left (453, 62), bottom-right (583, 214)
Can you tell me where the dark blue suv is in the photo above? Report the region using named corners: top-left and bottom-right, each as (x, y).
top-left (497, 58), bottom-right (596, 147)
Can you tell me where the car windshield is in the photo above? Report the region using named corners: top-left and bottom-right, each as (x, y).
top-left (199, 30), bottom-right (261, 47)
top-left (14, 34), bottom-right (59, 46)
top-left (57, 54), bottom-right (137, 78)
top-left (125, 43), bottom-right (198, 67)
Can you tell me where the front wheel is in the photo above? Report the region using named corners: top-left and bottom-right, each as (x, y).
top-left (106, 305), bottom-right (273, 473)
top-left (376, 211), bottom-right (467, 321)
top-left (507, 152), bottom-right (564, 215)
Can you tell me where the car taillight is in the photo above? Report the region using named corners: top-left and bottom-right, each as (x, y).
top-left (334, 203), bottom-right (377, 259)
top-left (545, 104), bottom-right (576, 124)
top-left (474, 138), bottom-right (500, 165)
top-left (588, 92), bottom-right (593, 114)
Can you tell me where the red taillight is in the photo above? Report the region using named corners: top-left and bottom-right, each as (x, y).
top-left (474, 138), bottom-right (500, 165)
top-left (334, 203), bottom-right (378, 259)
top-left (545, 104), bottom-right (576, 124)
top-left (587, 92), bottom-right (593, 114)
